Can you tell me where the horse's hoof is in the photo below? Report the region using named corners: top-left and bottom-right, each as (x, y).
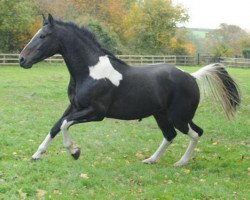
top-left (71, 148), bottom-right (80, 160)
top-left (142, 158), bottom-right (157, 164)
top-left (31, 157), bottom-right (40, 161)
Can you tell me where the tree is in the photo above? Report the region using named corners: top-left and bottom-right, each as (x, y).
top-left (36, 0), bottom-right (79, 20)
top-left (0, 0), bottom-right (189, 54)
top-left (87, 20), bottom-right (123, 54)
top-left (204, 24), bottom-right (250, 57)
top-left (123, 0), bottom-right (188, 54)
top-left (212, 43), bottom-right (232, 57)
top-left (0, 0), bottom-right (37, 52)
top-left (170, 28), bottom-right (196, 55)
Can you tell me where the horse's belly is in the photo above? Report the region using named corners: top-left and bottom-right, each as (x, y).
top-left (106, 96), bottom-right (164, 120)
top-left (106, 106), bottom-right (154, 120)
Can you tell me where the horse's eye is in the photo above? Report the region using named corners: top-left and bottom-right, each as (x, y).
top-left (40, 35), bottom-right (45, 39)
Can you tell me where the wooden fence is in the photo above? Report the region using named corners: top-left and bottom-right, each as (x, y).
top-left (220, 57), bottom-right (250, 68)
top-left (0, 54), bottom-right (64, 65)
top-left (1, 53), bottom-right (250, 67)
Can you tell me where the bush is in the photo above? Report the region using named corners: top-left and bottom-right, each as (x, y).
top-left (87, 21), bottom-right (123, 54)
top-left (242, 49), bottom-right (250, 58)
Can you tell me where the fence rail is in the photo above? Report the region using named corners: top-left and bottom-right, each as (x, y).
top-left (1, 53), bottom-right (250, 67)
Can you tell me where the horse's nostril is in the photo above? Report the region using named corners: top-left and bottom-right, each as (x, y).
top-left (19, 57), bottom-right (25, 64)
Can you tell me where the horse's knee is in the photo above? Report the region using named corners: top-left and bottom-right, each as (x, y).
top-left (60, 120), bottom-right (73, 131)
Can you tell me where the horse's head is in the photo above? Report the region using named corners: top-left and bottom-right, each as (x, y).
top-left (19, 14), bottom-right (60, 68)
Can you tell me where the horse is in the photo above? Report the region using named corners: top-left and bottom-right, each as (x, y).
top-left (19, 14), bottom-right (240, 166)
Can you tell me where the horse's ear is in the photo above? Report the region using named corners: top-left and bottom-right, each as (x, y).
top-left (42, 14), bottom-right (46, 25)
top-left (48, 13), bottom-right (54, 26)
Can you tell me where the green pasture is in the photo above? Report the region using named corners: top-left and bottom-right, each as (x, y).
top-left (0, 64), bottom-right (249, 199)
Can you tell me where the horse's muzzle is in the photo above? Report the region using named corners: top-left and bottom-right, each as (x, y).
top-left (19, 56), bottom-right (32, 69)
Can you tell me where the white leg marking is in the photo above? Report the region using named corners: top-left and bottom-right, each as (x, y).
top-left (143, 138), bottom-right (171, 164)
top-left (32, 133), bottom-right (52, 160)
top-left (61, 120), bottom-right (80, 155)
top-left (89, 55), bottom-right (123, 86)
top-left (174, 124), bottom-right (199, 167)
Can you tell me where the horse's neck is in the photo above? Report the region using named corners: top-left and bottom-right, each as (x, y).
top-left (60, 38), bottom-right (129, 82)
top-left (60, 38), bottom-right (101, 81)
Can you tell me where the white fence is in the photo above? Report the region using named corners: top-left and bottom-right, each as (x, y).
top-left (1, 53), bottom-right (250, 67)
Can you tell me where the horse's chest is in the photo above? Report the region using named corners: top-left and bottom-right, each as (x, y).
top-left (73, 79), bottom-right (114, 108)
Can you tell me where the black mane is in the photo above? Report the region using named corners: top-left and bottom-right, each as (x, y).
top-left (53, 19), bottom-right (127, 65)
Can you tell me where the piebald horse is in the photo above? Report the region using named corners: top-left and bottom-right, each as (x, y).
top-left (19, 14), bottom-right (240, 166)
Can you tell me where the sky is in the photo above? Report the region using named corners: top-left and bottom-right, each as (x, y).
top-left (172, 0), bottom-right (250, 31)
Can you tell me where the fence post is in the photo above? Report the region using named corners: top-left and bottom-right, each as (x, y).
top-left (197, 53), bottom-right (200, 65)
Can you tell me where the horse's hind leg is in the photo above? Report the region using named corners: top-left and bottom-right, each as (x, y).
top-left (143, 113), bottom-right (177, 164)
top-left (174, 121), bottom-right (203, 167)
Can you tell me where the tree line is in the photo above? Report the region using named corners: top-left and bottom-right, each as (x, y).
top-left (1, 0), bottom-right (250, 58)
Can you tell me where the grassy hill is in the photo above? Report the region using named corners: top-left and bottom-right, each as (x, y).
top-left (189, 28), bottom-right (214, 38)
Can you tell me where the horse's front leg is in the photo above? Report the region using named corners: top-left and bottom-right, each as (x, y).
top-left (60, 107), bottom-right (104, 160)
top-left (32, 104), bottom-right (75, 160)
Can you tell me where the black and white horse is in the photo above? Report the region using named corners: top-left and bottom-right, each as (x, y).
top-left (19, 14), bottom-right (240, 166)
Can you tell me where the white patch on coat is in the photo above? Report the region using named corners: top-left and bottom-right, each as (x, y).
top-left (89, 55), bottom-right (123, 86)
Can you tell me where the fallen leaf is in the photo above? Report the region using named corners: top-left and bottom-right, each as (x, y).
top-left (136, 151), bottom-right (144, 159)
top-left (80, 173), bottom-right (89, 179)
top-left (53, 189), bottom-right (61, 194)
top-left (18, 189), bottom-right (27, 199)
top-left (125, 159), bottom-right (130, 164)
top-left (36, 189), bottom-right (46, 197)
top-left (182, 168), bottom-right (190, 174)
top-left (212, 141), bottom-right (218, 145)
top-left (195, 148), bottom-right (202, 152)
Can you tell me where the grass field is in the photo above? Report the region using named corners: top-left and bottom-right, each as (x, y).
top-left (0, 64), bottom-right (249, 199)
